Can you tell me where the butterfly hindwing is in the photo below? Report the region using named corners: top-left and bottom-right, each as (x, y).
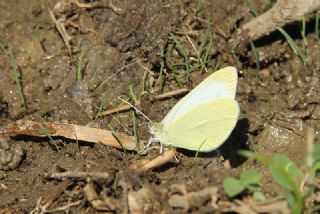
top-left (163, 99), bottom-right (239, 151)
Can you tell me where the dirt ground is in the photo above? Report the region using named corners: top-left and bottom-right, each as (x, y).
top-left (0, 0), bottom-right (319, 213)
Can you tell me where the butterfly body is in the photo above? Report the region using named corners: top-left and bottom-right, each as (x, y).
top-left (150, 66), bottom-right (240, 152)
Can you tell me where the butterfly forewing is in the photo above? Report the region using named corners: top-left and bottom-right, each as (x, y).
top-left (162, 66), bottom-right (238, 129)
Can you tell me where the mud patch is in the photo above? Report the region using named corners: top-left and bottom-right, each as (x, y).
top-left (0, 0), bottom-right (319, 212)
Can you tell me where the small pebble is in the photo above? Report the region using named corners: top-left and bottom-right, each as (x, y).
top-left (0, 137), bottom-right (25, 171)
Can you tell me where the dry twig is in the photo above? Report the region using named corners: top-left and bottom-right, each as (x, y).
top-left (219, 197), bottom-right (289, 214)
top-left (45, 171), bottom-right (111, 180)
top-left (128, 148), bottom-right (176, 174)
top-left (45, 201), bottom-right (82, 213)
top-left (168, 186), bottom-right (218, 210)
top-left (42, 179), bottom-right (72, 210)
top-left (99, 88), bottom-right (189, 116)
top-left (84, 182), bottom-right (111, 211)
top-left (128, 187), bottom-right (157, 213)
top-left (49, 10), bottom-right (72, 55)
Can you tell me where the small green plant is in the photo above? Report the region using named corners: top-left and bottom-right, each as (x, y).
top-left (74, 133), bottom-right (80, 152)
top-left (159, 23), bottom-right (215, 91)
top-left (108, 124), bottom-right (126, 153)
top-left (223, 169), bottom-right (265, 200)
top-left (154, 62), bottom-right (165, 91)
top-left (38, 124), bottom-right (61, 152)
top-left (131, 111), bottom-right (141, 153)
top-left (0, 43), bottom-right (27, 108)
top-left (239, 151), bottom-right (304, 213)
top-left (172, 71), bottom-right (182, 88)
top-left (194, 140), bottom-right (206, 160)
top-left (277, 26), bottom-right (307, 66)
top-left (300, 16), bottom-right (307, 48)
top-left (316, 11), bottom-right (320, 42)
top-left (90, 66), bottom-right (98, 90)
top-left (141, 68), bottom-right (148, 94)
top-left (244, 0), bottom-right (258, 17)
top-left (186, 24), bottom-right (213, 73)
top-left (249, 41), bottom-right (260, 82)
top-left (76, 49), bottom-right (84, 81)
top-left (266, 0), bottom-right (276, 10)
top-left (129, 84), bottom-right (138, 105)
top-left (238, 142), bottom-right (320, 214)
top-left (0, 42), bottom-right (5, 53)
top-left (95, 97), bottom-right (105, 119)
top-left (112, 173), bottom-right (120, 191)
top-left (168, 33), bottom-right (191, 76)
top-left (35, 24), bottom-right (44, 43)
top-left (223, 127), bottom-right (320, 213)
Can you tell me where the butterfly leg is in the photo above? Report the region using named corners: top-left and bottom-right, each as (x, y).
top-left (139, 137), bottom-right (160, 153)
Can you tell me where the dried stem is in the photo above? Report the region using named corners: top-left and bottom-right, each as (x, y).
top-left (240, 0), bottom-right (320, 42)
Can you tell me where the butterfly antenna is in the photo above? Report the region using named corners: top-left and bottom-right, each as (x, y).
top-left (118, 97), bottom-right (153, 123)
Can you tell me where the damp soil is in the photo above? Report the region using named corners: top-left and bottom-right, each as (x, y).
top-left (0, 0), bottom-right (319, 213)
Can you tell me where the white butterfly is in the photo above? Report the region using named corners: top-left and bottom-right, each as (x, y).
top-left (149, 66), bottom-right (239, 152)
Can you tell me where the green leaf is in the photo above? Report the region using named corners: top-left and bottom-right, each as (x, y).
top-left (312, 162), bottom-right (320, 176)
top-left (285, 192), bottom-right (302, 214)
top-left (268, 155), bottom-right (303, 213)
top-left (223, 177), bottom-right (245, 197)
top-left (240, 151), bottom-right (302, 191)
top-left (240, 169), bottom-right (261, 186)
top-left (247, 184), bottom-right (259, 192)
top-left (313, 144), bottom-right (320, 162)
top-left (269, 154), bottom-right (302, 191)
top-left (302, 144), bottom-right (320, 176)
top-left (239, 150), bottom-right (270, 165)
top-left (252, 191), bottom-right (266, 201)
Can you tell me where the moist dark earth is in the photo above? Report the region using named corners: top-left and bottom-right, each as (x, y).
top-left (0, 0), bottom-right (319, 213)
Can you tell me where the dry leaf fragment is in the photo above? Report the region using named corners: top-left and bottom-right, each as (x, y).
top-left (1, 120), bottom-right (143, 150)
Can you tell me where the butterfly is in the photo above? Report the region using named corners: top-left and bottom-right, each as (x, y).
top-left (149, 66), bottom-right (239, 152)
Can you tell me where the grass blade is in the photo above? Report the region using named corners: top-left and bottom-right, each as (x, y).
top-left (316, 11), bottom-right (320, 42)
top-left (277, 27), bottom-right (307, 65)
top-left (129, 84), bottom-right (138, 104)
top-left (169, 34), bottom-right (191, 76)
top-left (77, 49), bottom-right (84, 81)
top-left (243, 0), bottom-right (258, 17)
top-left (108, 124), bottom-right (127, 153)
top-left (250, 41), bottom-right (260, 82)
top-left (132, 111), bottom-right (140, 153)
top-left (6, 44), bottom-right (27, 108)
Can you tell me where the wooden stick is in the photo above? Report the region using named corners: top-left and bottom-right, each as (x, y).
top-left (0, 120), bottom-right (142, 151)
top-left (99, 88), bottom-right (189, 116)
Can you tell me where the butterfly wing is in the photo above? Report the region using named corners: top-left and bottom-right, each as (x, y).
top-left (162, 66), bottom-right (238, 129)
top-left (162, 99), bottom-right (239, 151)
